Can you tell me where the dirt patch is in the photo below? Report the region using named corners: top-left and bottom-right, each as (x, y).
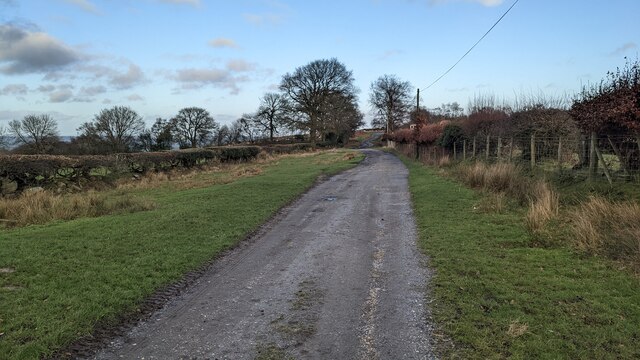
top-left (0, 267), bottom-right (16, 273)
top-left (271, 278), bottom-right (324, 346)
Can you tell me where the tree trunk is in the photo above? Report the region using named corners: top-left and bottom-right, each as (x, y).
top-left (269, 118), bottom-right (274, 142)
top-left (310, 114), bottom-right (317, 149)
top-left (607, 136), bottom-right (630, 177)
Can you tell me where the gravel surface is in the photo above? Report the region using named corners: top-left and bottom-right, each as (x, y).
top-left (91, 149), bottom-right (436, 360)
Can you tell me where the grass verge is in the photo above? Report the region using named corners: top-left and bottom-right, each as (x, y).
top-left (399, 154), bottom-right (640, 359)
top-left (0, 150), bottom-right (362, 360)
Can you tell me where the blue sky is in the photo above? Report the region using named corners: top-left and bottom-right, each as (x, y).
top-left (0, 0), bottom-right (638, 135)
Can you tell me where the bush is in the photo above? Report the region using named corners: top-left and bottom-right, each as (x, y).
top-left (207, 146), bottom-right (261, 162)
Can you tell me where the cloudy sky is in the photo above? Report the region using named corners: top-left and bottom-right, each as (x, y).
top-left (0, 0), bottom-right (638, 134)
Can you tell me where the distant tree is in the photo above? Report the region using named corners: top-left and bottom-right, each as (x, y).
top-left (409, 108), bottom-right (430, 125)
top-left (135, 130), bottom-right (154, 152)
top-left (149, 118), bottom-right (174, 150)
top-left (0, 125), bottom-right (8, 150)
top-left (8, 114), bottom-right (59, 153)
top-left (431, 102), bottom-right (465, 120)
top-left (227, 120), bottom-right (245, 144)
top-left (78, 106), bottom-right (145, 153)
top-left (369, 75), bottom-right (413, 133)
top-left (280, 58), bottom-right (357, 146)
top-left (319, 93), bottom-right (364, 144)
top-left (237, 115), bottom-right (263, 143)
top-left (171, 107), bottom-right (218, 148)
top-left (253, 93), bottom-right (292, 142)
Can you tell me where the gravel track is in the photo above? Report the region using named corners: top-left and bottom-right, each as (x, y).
top-left (91, 149), bottom-right (436, 360)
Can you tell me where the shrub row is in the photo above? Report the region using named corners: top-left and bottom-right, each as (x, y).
top-left (0, 146), bottom-right (269, 192)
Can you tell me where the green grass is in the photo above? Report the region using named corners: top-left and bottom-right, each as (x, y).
top-left (400, 155), bottom-right (640, 359)
top-left (0, 150), bottom-right (363, 360)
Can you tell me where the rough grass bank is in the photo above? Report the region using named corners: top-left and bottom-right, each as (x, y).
top-left (399, 155), bottom-right (640, 359)
top-left (0, 150), bottom-right (362, 360)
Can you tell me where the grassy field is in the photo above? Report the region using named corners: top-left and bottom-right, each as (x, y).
top-left (400, 155), bottom-right (640, 359)
top-left (0, 150), bottom-right (362, 359)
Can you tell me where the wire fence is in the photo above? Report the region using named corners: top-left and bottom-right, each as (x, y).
top-left (390, 133), bottom-right (640, 184)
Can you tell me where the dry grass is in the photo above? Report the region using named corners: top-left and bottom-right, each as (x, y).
top-left (572, 196), bottom-right (640, 266)
top-left (454, 162), bottom-right (530, 202)
top-left (507, 321), bottom-right (529, 338)
top-left (525, 181), bottom-right (560, 233)
top-left (474, 193), bottom-right (507, 214)
top-left (0, 150), bottom-right (341, 229)
top-left (452, 161), bottom-right (560, 233)
top-left (0, 190), bottom-right (155, 228)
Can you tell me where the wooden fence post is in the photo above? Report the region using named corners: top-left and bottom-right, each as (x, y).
top-left (530, 133), bottom-right (536, 170)
top-left (509, 138), bottom-right (514, 163)
top-left (453, 141), bottom-right (457, 160)
top-left (463, 140), bottom-right (467, 161)
top-left (486, 134), bottom-right (490, 161)
top-left (497, 136), bottom-right (502, 161)
top-left (594, 141), bottom-right (612, 184)
top-left (473, 137), bottom-right (477, 158)
top-left (589, 132), bottom-right (597, 181)
top-left (557, 137), bottom-right (563, 170)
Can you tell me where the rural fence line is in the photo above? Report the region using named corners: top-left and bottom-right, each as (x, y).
top-left (390, 133), bottom-right (640, 184)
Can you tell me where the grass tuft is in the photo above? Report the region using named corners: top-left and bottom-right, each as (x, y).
top-left (525, 181), bottom-right (560, 233)
top-left (0, 190), bottom-right (155, 228)
top-left (572, 196), bottom-right (640, 266)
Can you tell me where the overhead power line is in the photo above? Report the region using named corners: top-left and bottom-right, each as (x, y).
top-left (423, 0), bottom-right (521, 91)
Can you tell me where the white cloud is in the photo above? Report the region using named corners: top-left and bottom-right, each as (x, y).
top-left (209, 37), bottom-right (239, 49)
top-left (126, 94), bottom-right (144, 101)
top-left (0, 24), bottom-right (82, 75)
top-left (157, 0), bottom-right (200, 7)
top-left (79, 85), bottom-right (106, 96)
top-left (226, 59), bottom-right (255, 72)
top-left (109, 63), bottom-right (146, 89)
top-left (243, 13), bottom-right (284, 26)
top-left (0, 83), bottom-right (28, 95)
top-left (609, 42), bottom-right (637, 57)
top-left (37, 84), bottom-right (56, 92)
top-left (49, 88), bottom-right (74, 103)
top-left (62, 0), bottom-right (101, 15)
top-left (172, 67), bottom-right (248, 94)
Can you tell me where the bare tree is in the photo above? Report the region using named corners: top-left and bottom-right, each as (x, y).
top-left (213, 125), bottom-right (231, 146)
top-left (280, 58), bottom-right (357, 146)
top-left (149, 118), bottom-right (174, 150)
top-left (78, 106), bottom-right (145, 153)
top-left (237, 115), bottom-right (263, 143)
top-left (253, 93), bottom-right (292, 142)
top-left (0, 125), bottom-right (8, 150)
top-left (319, 93), bottom-right (364, 144)
top-left (369, 75), bottom-right (413, 133)
top-left (171, 107), bottom-right (218, 148)
top-left (9, 114), bottom-right (59, 153)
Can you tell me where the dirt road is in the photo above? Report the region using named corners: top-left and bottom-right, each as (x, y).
top-left (92, 150), bottom-right (435, 360)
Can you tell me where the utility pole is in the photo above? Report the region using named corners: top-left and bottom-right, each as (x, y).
top-left (414, 88), bottom-right (421, 160)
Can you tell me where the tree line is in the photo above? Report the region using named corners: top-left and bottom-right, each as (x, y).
top-left (2, 58), bottom-right (366, 155)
